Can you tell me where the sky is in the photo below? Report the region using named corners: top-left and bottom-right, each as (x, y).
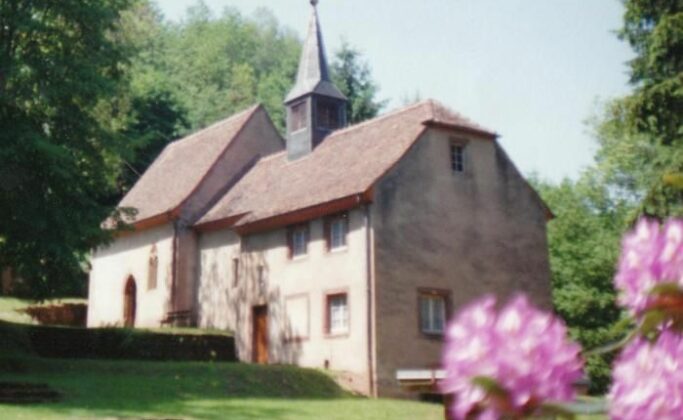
top-left (156, 0), bottom-right (635, 182)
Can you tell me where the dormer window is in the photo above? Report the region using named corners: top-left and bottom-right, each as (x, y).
top-left (290, 101), bottom-right (307, 132)
top-left (317, 99), bottom-right (340, 130)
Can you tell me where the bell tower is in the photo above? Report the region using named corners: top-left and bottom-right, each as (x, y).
top-left (284, 0), bottom-right (347, 160)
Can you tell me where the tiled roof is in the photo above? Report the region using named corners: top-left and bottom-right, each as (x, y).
top-left (196, 100), bottom-right (495, 228)
top-left (118, 105), bottom-right (260, 223)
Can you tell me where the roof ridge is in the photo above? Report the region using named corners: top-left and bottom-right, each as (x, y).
top-left (327, 100), bottom-right (431, 138)
top-left (168, 104), bottom-right (261, 147)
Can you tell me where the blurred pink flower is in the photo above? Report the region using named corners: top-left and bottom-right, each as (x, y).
top-left (441, 295), bottom-right (583, 419)
top-left (609, 329), bottom-right (683, 419)
top-left (614, 218), bottom-right (683, 315)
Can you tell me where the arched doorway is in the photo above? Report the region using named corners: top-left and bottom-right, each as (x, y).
top-left (123, 276), bottom-right (137, 327)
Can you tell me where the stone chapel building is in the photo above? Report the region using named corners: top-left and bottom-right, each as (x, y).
top-left (88, 1), bottom-right (552, 397)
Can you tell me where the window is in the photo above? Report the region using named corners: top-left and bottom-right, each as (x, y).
top-left (419, 291), bottom-right (448, 335)
top-left (232, 258), bottom-right (239, 287)
top-left (325, 293), bottom-right (349, 335)
top-left (147, 246), bottom-right (158, 290)
top-left (290, 101), bottom-right (307, 132)
top-left (317, 99), bottom-right (340, 130)
top-left (450, 143), bottom-right (465, 173)
top-left (287, 224), bottom-right (309, 258)
top-left (325, 213), bottom-right (348, 251)
top-left (257, 265), bottom-right (266, 290)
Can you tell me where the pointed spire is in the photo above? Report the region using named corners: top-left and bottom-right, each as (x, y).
top-left (285, 0), bottom-right (346, 103)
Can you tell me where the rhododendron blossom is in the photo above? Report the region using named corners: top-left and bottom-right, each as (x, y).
top-left (614, 218), bottom-right (683, 315)
top-left (441, 295), bottom-right (583, 419)
top-left (609, 329), bottom-right (683, 420)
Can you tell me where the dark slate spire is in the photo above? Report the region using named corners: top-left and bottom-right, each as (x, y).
top-left (284, 0), bottom-right (347, 160)
top-left (285, 0), bottom-right (346, 103)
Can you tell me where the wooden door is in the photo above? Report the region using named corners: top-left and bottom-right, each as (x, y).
top-left (123, 276), bottom-right (137, 327)
top-left (252, 305), bottom-right (268, 364)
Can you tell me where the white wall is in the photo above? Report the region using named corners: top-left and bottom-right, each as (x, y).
top-left (197, 207), bottom-right (372, 393)
top-left (88, 223), bottom-right (174, 327)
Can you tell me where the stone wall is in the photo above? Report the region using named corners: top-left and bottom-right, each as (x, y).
top-left (371, 127), bottom-right (552, 397)
top-left (87, 223), bottom-right (174, 327)
top-left (197, 207), bottom-right (373, 394)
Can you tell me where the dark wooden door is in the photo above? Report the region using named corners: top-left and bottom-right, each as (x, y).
top-left (252, 305), bottom-right (268, 364)
top-left (123, 276), bottom-right (137, 327)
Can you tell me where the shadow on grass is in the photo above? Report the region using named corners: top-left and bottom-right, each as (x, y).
top-left (0, 356), bottom-right (352, 419)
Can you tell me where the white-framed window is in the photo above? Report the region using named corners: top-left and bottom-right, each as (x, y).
top-left (232, 258), bottom-right (239, 287)
top-left (326, 293), bottom-right (349, 335)
top-left (326, 214), bottom-right (348, 250)
top-left (257, 265), bottom-right (266, 290)
top-left (419, 292), bottom-right (447, 335)
top-left (451, 142), bottom-right (465, 173)
top-left (288, 224), bottom-right (309, 258)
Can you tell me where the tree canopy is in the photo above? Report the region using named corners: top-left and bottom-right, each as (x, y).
top-left (0, 0), bottom-right (134, 298)
top-left (0, 0), bottom-right (385, 298)
top-left (595, 0), bottom-right (683, 218)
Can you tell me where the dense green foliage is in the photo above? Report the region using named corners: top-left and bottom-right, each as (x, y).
top-left (594, 0), bottom-right (683, 218)
top-left (532, 174), bottom-right (631, 393)
top-left (0, 0), bottom-right (384, 298)
top-left (535, 0), bottom-right (682, 394)
top-left (331, 41), bottom-right (386, 124)
top-left (116, 2), bottom-right (384, 193)
top-left (0, 0), bottom-right (134, 298)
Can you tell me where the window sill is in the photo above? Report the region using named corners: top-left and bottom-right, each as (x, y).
top-left (420, 331), bottom-right (445, 341)
top-left (290, 254), bottom-right (309, 262)
top-left (324, 331), bottom-right (350, 339)
top-left (327, 246), bottom-right (348, 254)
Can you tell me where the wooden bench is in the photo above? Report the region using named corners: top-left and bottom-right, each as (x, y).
top-left (159, 310), bottom-right (192, 327)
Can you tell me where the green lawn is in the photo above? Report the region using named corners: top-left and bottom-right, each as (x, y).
top-left (0, 358), bottom-right (443, 419)
top-left (0, 297), bottom-right (87, 325)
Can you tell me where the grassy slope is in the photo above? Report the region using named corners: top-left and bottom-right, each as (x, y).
top-left (0, 358), bottom-right (443, 420)
top-left (0, 298), bottom-right (440, 419)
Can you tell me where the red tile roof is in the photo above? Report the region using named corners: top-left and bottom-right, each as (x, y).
top-left (118, 105), bottom-right (260, 223)
top-left (196, 100), bottom-right (496, 230)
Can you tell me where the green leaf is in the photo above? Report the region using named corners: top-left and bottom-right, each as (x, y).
top-left (649, 282), bottom-right (683, 296)
top-left (471, 376), bottom-right (508, 397)
top-left (639, 309), bottom-right (667, 337)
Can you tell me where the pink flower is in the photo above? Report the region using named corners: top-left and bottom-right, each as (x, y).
top-left (609, 329), bottom-right (683, 419)
top-left (441, 295), bottom-right (583, 419)
top-left (614, 218), bottom-right (683, 315)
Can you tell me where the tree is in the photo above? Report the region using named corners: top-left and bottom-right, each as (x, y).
top-left (0, 0), bottom-right (134, 298)
top-left (159, 4), bottom-right (300, 132)
top-left (114, 1), bottom-right (189, 195)
top-left (331, 41), bottom-right (386, 124)
top-left (532, 173), bottom-right (633, 393)
top-left (595, 0), bottom-right (683, 218)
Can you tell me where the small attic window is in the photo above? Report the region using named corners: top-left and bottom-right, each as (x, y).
top-left (290, 101), bottom-right (307, 132)
top-left (317, 99), bottom-right (340, 130)
top-left (450, 141), bottom-right (466, 173)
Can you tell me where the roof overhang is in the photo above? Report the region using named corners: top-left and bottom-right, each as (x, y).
top-left (196, 190), bottom-right (374, 235)
top-left (423, 121), bottom-right (498, 140)
top-left (111, 209), bottom-right (178, 238)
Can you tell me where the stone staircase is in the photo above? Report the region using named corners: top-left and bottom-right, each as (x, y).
top-left (0, 382), bottom-right (61, 404)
